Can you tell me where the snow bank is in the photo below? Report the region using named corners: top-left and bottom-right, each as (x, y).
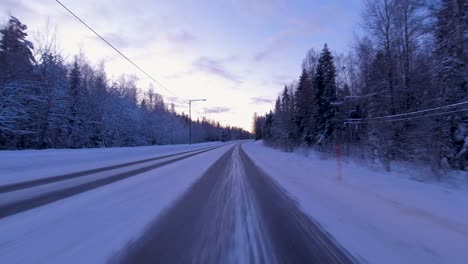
top-left (0, 142), bottom-right (221, 185)
top-left (243, 141), bottom-right (468, 264)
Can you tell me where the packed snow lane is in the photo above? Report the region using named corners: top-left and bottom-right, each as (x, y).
top-left (0, 144), bottom-right (234, 263)
top-left (118, 143), bottom-right (353, 264)
top-left (0, 145), bottom-right (224, 219)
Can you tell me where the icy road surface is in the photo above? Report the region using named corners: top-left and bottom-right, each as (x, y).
top-left (0, 142), bottom-right (352, 263)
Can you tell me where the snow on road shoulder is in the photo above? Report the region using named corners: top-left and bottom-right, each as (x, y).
top-left (242, 141), bottom-right (468, 264)
top-left (0, 144), bottom-right (234, 264)
top-left (0, 142), bottom-right (221, 185)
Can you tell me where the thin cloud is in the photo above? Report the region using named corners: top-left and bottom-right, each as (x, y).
top-left (203, 106), bottom-right (231, 114)
top-left (261, 74), bottom-right (294, 88)
top-left (0, 0), bottom-right (36, 20)
top-left (164, 70), bottom-right (194, 80)
top-left (250, 96), bottom-right (273, 104)
top-left (253, 30), bottom-right (289, 62)
top-left (165, 30), bottom-right (196, 45)
top-left (272, 74), bottom-right (294, 86)
top-left (193, 56), bottom-right (242, 84)
top-left (253, 49), bottom-right (271, 62)
top-left (253, 16), bottom-right (324, 62)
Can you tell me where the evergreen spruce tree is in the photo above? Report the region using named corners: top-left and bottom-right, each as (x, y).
top-left (281, 86), bottom-right (295, 151)
top-left (0, 16), bottom-right (35, 82)
top-left (262, 111), bottom-right (274, 142)
top-left (0, 16), bottom-right (39, 148)
top-left (35, 52), bottom-right (70, 148)
top-left (313, 44), bottom-right (337, 146)
top-left (294, 68), bottom-right (314, 146)
top-left (433, 0), bottom-right (468, 169)
top-left (68, 59), bottom-right (82, 148)
top-left (271, 96), bottom-right (282, 144)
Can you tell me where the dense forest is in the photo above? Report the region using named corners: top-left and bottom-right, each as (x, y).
top-left (253, 0), bottom-right (467, 172)
top-left (0, 17), bottom-right (250, 150)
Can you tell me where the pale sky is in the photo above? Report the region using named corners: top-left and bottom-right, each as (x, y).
top-left (0, 0), bottom-right (362, 131)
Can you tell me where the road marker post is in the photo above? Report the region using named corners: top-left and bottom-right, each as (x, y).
top-left (336, 144), bottom-right (343, 181)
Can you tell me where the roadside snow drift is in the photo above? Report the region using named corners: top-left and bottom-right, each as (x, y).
top-left (242, 141), bottom-right (468, 264)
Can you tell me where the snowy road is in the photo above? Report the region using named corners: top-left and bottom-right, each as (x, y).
top-left (0, 142), bottom-right (353, 263)
top-left (118, 144), bottom-right (352, 263)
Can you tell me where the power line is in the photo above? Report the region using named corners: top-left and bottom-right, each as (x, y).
top-left (54, 0), bottom-right (189, 104)
top-left (346, 100), bottom-right (468, 122)
top-left (345, 108), bottom-right (468, 124)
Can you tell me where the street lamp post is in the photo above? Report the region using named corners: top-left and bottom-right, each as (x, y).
top-left (189, 99), bottom-right (206, 145)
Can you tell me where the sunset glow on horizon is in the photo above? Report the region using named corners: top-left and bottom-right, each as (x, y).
top-left (1, 0), bottom-right (362, 131)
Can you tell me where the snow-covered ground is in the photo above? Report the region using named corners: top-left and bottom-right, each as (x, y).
top-left (0, 144), bottom-right (233, 263)
top-left (0, 142), bottom-right (221, 185)
top-left (2, 140), bottom-right (466, 263)
top-left (243, 141), bottom-right (468, 264)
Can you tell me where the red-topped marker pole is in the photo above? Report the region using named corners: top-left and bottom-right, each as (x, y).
top-left (336, 143), bottom-right (343, 181)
